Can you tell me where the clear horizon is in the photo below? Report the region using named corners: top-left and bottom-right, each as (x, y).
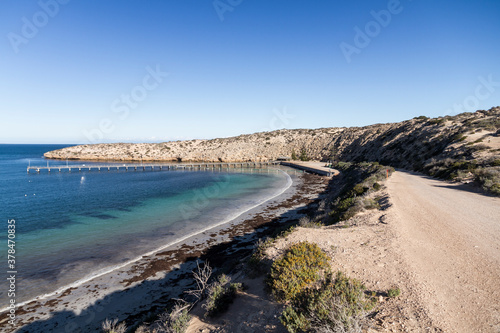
top-left (1, 0), bottom-right (499, 144)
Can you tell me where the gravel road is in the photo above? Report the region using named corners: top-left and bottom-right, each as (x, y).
top-left (387, 171), bottom-right (500, 332)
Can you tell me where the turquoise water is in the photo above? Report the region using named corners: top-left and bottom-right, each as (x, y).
top-left (0, 145), bottom-right (290, 305)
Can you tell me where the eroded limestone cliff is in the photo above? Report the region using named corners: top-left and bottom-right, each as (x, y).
top-left (45, 107), bottom-right (500, 171)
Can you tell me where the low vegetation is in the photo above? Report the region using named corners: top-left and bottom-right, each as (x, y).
top-left (269, 242), bottom-right (329, 302)
top-left (102, 318), bottom-right (127, 333)
top-left (311, 162), bottom-right (394, 225)
top-left (247, 224), bottom-right (298, 276)
top-left (387, 287), bottom-right (401, 298)
top-left (267, 242), bottom-right (375, 333)
top-left (474, 167), bottom-right (500, 195)
top-left (423, 158), bottom-right (500, 195)
top-left (202, 274), bottom-right (242, 317)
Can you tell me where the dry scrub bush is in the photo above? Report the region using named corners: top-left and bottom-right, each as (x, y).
top-left (155, 303), bottom-right (191, 333)
top-left (474, 167), bottom-right (500, 195)
top-left (269, 241), bottom-right (329, 302)
top-left (101, 318), bottom-right (127, 333)
top-left (280, 272), bottom-right (374, 333)
top-left (134, 303), bottom-right (191, 333)
top-left (185, 261), bottom-right (212, 301)
top-left (299, 216), bottom-right (323, 228)
top-left (203, 274), bottom-right (242, 317)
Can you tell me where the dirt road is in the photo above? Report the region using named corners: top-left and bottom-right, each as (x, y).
top-left (387, 171), bottom-right (500, 332)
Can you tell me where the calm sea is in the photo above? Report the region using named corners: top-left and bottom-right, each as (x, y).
top-left (0, 144), bottom-right (291, 307)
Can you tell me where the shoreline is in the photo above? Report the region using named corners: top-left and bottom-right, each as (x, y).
top-left (1, 168), bottom-right (292, 312)
top-left (6, 171), bottom-right (329, 332)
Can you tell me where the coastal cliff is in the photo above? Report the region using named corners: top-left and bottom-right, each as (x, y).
top-left (45, 107), bottom-right (500, 171)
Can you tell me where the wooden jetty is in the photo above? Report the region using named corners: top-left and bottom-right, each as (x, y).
top-left (27, 161), bottom-right (279, 174)
top-left (280, 161), bottom-right (339, 177)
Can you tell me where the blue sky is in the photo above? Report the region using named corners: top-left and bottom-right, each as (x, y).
top-left (1, 0), bottom-right (499, 144)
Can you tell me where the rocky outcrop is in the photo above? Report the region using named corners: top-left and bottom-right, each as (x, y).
top-left (45, 107), bottom-right (500, 170)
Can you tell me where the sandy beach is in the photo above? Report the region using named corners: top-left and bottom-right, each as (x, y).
top-left (3, 172), bottom-right (329, 332)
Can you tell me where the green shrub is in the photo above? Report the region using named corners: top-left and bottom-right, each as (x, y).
top-left (387, 287), bottom-right (401, 298)
top-left (156, 303), bottom-right (192, 333)
top-left (252, 238), bottom-right (274, 260)
top-left (281, 272), bottom-right (374, 333)
top-left (428, 118), bottom-right (445, 125)
top-left (335, 161), bottom-right (352, 170)
top-left (470, 143), bottom-right (489, 151)
top-left (341, 204), bottom-right (363, 221)
top-left (473, 167), bottom-right (500, 195)
top-left (349, 183), bottom-right (367, 196)
top-left (299, 149), bottom-right (309, 161)
top-left (414, 115), bottom-right (429, 121)
top-left (203, 274), bottom-right (242, 317)
top-left (269, 242), bottom-right (329, 302)
top-left (328, 272), bottom-right (373, 311)
top-left (372, 182), bottom-right (381, 191)
top-left (425, 158), bottom-right (478, 180)
top-left (170, 308), bottom-right (191, 333)
top-left (453, 133), bottom-right (467, 142)
top-left (247, 238), bottom-right (275, 276)
top-left (363, 198), bottom-right (380, 210)
top-left (468, 117), bottom-right (500, 131)
top-left (337, 197), bottom-right (355, 211)
top-left (281, 306), bottom-right (309, 333)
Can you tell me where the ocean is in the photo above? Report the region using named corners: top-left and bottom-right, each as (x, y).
top-left (0, 144), bottom-right (291, 308)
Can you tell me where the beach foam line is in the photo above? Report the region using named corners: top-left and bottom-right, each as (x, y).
top-left (0, 169), bottom-right (293, 314)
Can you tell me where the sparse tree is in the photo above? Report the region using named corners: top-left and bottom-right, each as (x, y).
top-left (299, 149), bottom-right (309, 161)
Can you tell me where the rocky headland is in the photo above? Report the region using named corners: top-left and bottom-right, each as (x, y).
top-left (45, 107), bottom-right (500, 168)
